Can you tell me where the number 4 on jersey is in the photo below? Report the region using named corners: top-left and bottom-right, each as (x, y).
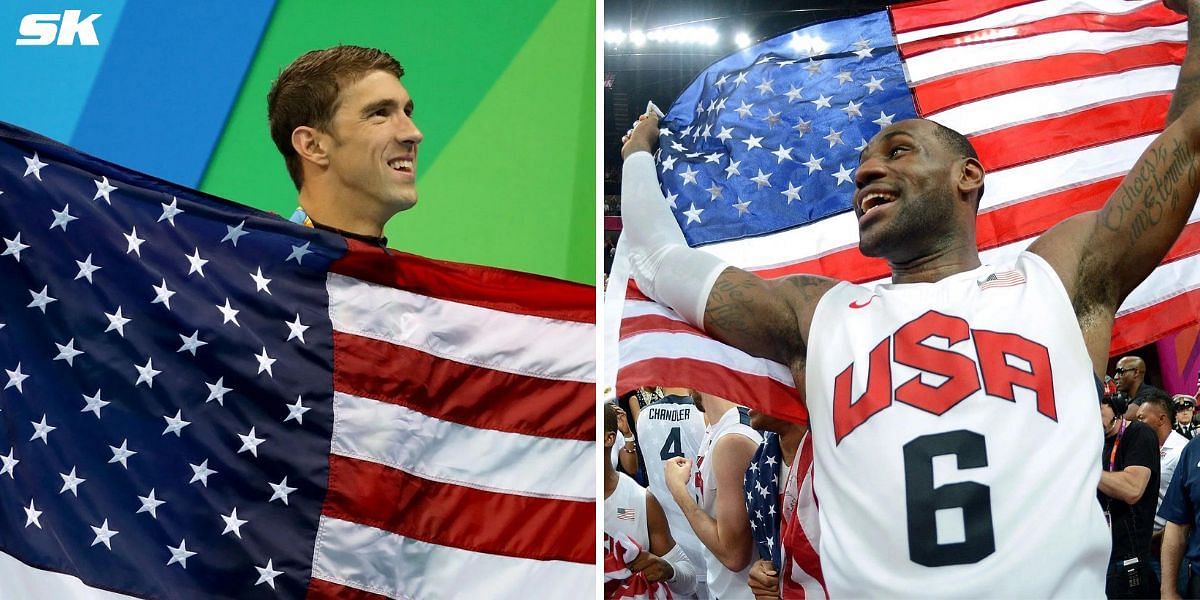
top-left (659, 427), bottom-right (683, 460)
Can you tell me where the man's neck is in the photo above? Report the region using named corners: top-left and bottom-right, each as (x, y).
top-left (888, 238), bottom-right (982, 285)
top-left (604, 462), bottom-right (619, 499)
top-left (297, 188), bottom-right (388, 239)
top-left (1106, 417), bottom-right (1125, 438)
top-left (779, 425), bottom-right (807, 466)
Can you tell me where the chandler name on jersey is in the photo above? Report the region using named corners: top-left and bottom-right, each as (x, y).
top-left (804, 252), bottom-right (1109, 597)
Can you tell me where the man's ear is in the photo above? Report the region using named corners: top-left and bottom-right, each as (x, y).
top-left (958, 157), bottom-right (984, 203)
top-left (292, 126), bottom-right (330, 168)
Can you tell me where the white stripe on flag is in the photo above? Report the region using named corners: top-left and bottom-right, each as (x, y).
top-left (905, 23), bottom-right (1185, 84)
top-left (618, 329), bottom-right (794, 384)
top-left (930, 66), bottom-right (1178, 136)
top-left (331, 392), bottom-right (593, 501)
top-left (0, 550), bottom-right (139, 599)
top-left (895, 0), bottom-right (1158, 44)
top-left (327, 273), bottom-right (595, 383)
top-left (311, 515), bottom-right (595, 600)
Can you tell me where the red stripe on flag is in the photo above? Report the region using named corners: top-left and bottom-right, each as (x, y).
top-left (618, 357), bottom-right (807, 424)
top-left (899, 3), bottom-right (1183, 58)
top-left (331, 239), bottom-right (595, 324)
top-left (783, 435), bottom-right (823, 594)
top-left (912, 42), bottom-right (1186, 115)
top-left (1112, 287), bottom-right (1200, 355)
top-left (968, 94), bottom-right (1170, 172)
top-left (891, 0), bottom-right (1038, 34)
top-left (322, 454), bottom-right (595, 564)
top-left (333, 331), bottom-right (594, 441)
top-left (618, 313), bottom-right (704, 340)
top-left (308, 578), bottom-right (392, 600)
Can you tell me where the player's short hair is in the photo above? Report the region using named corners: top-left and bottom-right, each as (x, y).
top-left (267, 45), bottom-right (405, 190)
top-left (929, 120), bottom-right (985, 206)
top-left (1142, 388), bottom-right (1176, 423)
top-left (604, 401), bottom-right (618, 435)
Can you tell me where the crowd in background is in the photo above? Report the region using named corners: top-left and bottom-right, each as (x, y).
top-left (604, 357), bottom-right (1200, 599)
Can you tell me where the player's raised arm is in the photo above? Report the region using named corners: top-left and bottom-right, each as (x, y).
top-left (620, 112), bottom-right (836, 372)
top-left (1030, 0), bottom-right (1200, 369)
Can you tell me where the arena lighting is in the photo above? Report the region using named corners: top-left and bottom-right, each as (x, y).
top-left (604, 29), bottom-right (627, 45)
top-left (646, 25), bottom-right (719, 46)
top-left (788, 31), bottom-right (830, 56)
top-left (735, 31), bottom-right (752, 48)
top-left (603, 25), bottom-right (722, 47)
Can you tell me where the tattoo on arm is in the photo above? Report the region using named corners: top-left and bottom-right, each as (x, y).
top-left (1099, 137), bottom-right (1198, 243)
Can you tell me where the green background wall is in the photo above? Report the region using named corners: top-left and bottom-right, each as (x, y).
top-left (201, 1), bottom-right (596, 284)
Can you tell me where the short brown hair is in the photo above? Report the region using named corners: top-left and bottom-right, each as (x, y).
top-left (267, 45), bottom-right (404, 190)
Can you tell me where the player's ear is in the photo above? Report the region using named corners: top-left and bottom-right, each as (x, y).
top-left (957, 157), bottom-right (984, 203)
top-left (292, 126), bottom-right (330, 168)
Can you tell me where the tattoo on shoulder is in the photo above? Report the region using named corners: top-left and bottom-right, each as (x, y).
top-left (1100, 137), bottom-right (1197, 243)
top-left (705, 275), bottom-right (766, 338)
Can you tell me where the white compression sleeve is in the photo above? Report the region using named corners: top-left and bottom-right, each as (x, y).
top-left (621, 151), bottom-right (729, 329)
top-left (661, 543), bottom-right (697, 596)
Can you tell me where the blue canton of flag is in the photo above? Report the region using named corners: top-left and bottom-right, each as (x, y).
top-left (658, 11), bottom-right (918, 247)
top-left (745, 431), bottom-right (783, 567)
top-left (0, 122), bottom-right (343, 598)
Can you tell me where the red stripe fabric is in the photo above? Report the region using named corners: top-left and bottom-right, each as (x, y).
top-left (899, 3), bottom-right (1183, 58)
top-left (322, 455), bottom-right (594, 564)
top-left (618, 357), bottom-right (808, 424)
top-left (333, 331), bottom-right (594, 441)
top-left (968, 94), bottom-right (1171, 172)
top-left (331, 239), bottom-right (595, 324)
top-left (912, 42), bottom-right (1186, 114)
top-left (1112, 287), bottom-right (1200, 354)
top-left (891, 0), bottom-right (1038, 33)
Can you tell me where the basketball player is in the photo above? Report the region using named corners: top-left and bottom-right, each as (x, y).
top-left (664, 393), bottom-right (760, 599)
top-left (619, 0), bottom-right (1200, 593)
top-left (635, 388), bottom-right (709, 597)
top-left (604, 403), bottom-right (697, 598)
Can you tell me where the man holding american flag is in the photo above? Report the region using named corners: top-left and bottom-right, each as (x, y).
top-left (617, 0), bottom-right (1200, 595)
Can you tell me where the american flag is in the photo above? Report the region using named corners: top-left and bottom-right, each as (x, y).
top-left (617, 507), bottom-right (637, 521)
top-left (603, 533), bottom-right (672, 600)
top-left (606, 0), bottom-right (1200, 423)
top-left (0, 121), bottom-right (596, 598)
top-left (745, 432), bottom-right (783, 567)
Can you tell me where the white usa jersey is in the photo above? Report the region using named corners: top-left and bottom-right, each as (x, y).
top-left (805, 252), bottom-right (1109, 597)
top-left (637, 394), bottom-right (707, 586)
top-left (605, 472), bottom-right (650, 550)
top-left (694, 406), bottom-right (760, 599)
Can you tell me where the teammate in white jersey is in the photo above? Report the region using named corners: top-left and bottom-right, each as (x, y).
top-left (605, 403), bottom-right (697, 598)
top-left (636, 388), bottom-right (709, 598)
top-left (664, 393), bottom-right (760, 599)
top-left (618, 1), bottom-right (1200, 594)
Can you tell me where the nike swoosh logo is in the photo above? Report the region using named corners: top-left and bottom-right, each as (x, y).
top-left (849, 295), bottom-right (878, 309)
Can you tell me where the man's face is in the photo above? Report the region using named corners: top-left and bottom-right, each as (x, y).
top-left (1136, 402), bottom-right (1169, 436)
top-left (1114, 358), bottom-right (1140, 393)
top-left (1178, 405), bottom-right (1195, 425)
top-left (853, 119), bottom-right (960, 259)
top-left (323, 70), bottom-right (423, 215)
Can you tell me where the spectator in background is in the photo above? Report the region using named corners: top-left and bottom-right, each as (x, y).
top-left (635, 388), bottom-right (709, 599)
top-left (1137, 390), bottom-right (1190, 577)
top-left (1177, 395), bottom-right (1199, 440)
top-left (612, 403), bottom-right (641, 480)
top-left (603, 403), bottom-right (697, 599)
top-left (1101, 392), bottom-right (1161, 598)
top-left (665, 393), bottom-right (761, 600)
top-left (1117, 355), bottom-right (1168, 420)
